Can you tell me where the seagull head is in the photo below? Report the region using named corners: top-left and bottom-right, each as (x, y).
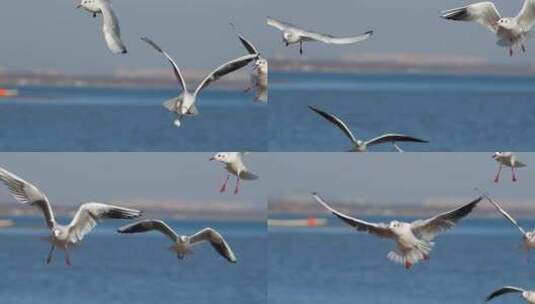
top-left (497, 18), bottom-right (515, 29)
top-left (254, 57), bottom-right (267, 71)
top-left (209, 152), bottom-right (231, 163)
top-left (525, 232), bottom-right (535, 242)
top-left (52, 229), bottom-right (61, 238)
top-left (282, 32), bottom-right (298, 44)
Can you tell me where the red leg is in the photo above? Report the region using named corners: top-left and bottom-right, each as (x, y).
top-left (219, 175), bottom-right (230, 193)
top-left (512, 167), bottom-right (517, 182)
top-left (234, 176), bottom-right (240, 194)
top-left (65, 251), bottom-right (72, 267)
top-left (494, 164), bottom-right (502, 183)
top-left (405, 261), bottom-right (412, 269)
top-left (423, 253), bottom-right (429, 261)
top-left (522, 44), bottom-right (526, 53)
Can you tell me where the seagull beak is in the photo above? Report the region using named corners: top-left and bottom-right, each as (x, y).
top-left (75, 4), bottom-right (82, 8)
top-left (492, 154), bottom-right (496, 159)
top-left (209, 157), bottom-right (215, 161)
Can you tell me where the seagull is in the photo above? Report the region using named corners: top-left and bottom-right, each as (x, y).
top-left (0, 166), bottom-right (142, 266)
top-left (266, 17), bottom-right (373, 55)
top-left (312, 192), bottom-right (482, 269)
top-left (209, 152), bottom-right (258, 194)
top-left (480, 192), bottom-right (535, 259)
top-left (76, 0), bottom-right (127, 54)
top-left (308, 106), bottom-right (428, 152)
top-left (141, 36), bottom-right (258, 127)
top-left (486, 286), bottom-right (535, 303)
top-left (441, 0), bottom-right (535, 56)
top-left (492, 152), bottom-right (525, 182)
top-left (230, 23), bottom-right (268, 102)
top-left (117, 219), bottom-right (237, 263)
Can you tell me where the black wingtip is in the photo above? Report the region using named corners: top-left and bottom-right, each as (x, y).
top-left (365, 30), bottom-right (374, 36)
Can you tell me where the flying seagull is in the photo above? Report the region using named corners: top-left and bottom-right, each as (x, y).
top-left (209, 152), bottom-right (258, 194)
top-left (492, 152), bottom-right (525, 182)
top-left (76, 0), bottom-right (127, 54)
top-left (141, 36), bottom-right (258, 127)
top-left (312, 192), bottom-right (482, 269)
top-left (0, 166), bottom-right (142, 266)
top-left (118, 219), bottom-right (237, 263)
top-left (309, 106), bottom-right (428, 152)
top-left (230, 23), bottom-right (268, 102)
top-left (266, 17), bottom-right (373, 55)
top-left (441, 0), bottom-right (535, 56)
top-left (486, 286), bottom-right (535, 303)
top-left (481, 192), bottom-right (535, 259)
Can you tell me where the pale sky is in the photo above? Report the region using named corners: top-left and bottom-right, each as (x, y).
top-left (0, 0), bottom-right (533, 74)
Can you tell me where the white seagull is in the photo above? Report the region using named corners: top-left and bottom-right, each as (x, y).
top-left (76, 0), bottom-right (127, 54)
top-left (312, 192), bottom-right (482, 269)
top-left (441, 0), bottom-right (535, 56)
top-left (481, 193), bottom-right (535, 259)
top-left (492, 152), bottom-right (525, 182)
top-left (117, 219), bottom-right (237, 263)
top-left (209, 152), bottom-right (258, 194)
top-left (267, 17), bottom-right (373, 55)
top-left (230, 23), bottom-right (268, 102)
top-left (309, 106), bottom-right (428, 152)
top-left (141, 36), bottom-right (258, 127)
top-left (486, 286), bottom-right (535, 303)
top-left (0, 166), bottom-right (142, 266)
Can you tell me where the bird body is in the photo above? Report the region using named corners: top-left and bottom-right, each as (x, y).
top-left (210, 152), bottom-right (258, 194)
top-left (492, 152), bottom-right (525, 182)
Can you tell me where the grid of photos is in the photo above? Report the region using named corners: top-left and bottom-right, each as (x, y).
top-left (1, 0), bottom-right (535, 303)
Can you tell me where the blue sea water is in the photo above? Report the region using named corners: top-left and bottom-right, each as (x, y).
top-left (0, 217), bottom-right (266, 304)
top-left (269, 217), bottom-right (535, 304)
top-left (269, 72), bottom-right (535, 152)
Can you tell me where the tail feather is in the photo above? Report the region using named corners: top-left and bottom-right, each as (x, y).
top-left (387, 241), bottom-right (433, 266)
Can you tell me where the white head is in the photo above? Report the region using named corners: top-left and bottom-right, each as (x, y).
top-left (492, 152), bottom-right (512, 160)
top-left (254, 57), bottom-right (268, 72)
top-left (497, 18), bottom-right (515, 30)
top-left (76, 0), bottom-right (96, 10)
top-left (52, 228), bottom-right (61, 238)
top-left (526, 231), bottom-right (535, 242)
top-left (209, 152), bottom-right (238, 164)
top-left (178, 235), bottom-right (188, 243)
top-left (282, 32), bottom-right (299, 45)
top-left (389, 220), bottom-right (407, 233)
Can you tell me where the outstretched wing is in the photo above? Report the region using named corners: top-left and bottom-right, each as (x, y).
top-left (266, 17), bottom-right (297, 31)
top-left (141, 36), bottom-right (187, 92)
top-left (312, 193), bottom-right (394, 239)
top-left (193, 54), bottom-right (257, 97)
top-left (0, 167), bottom-right (55, 229)
top-left (230, 23), bottom-right (259, 54)
top-left (303, 30), bottom-right (373, 45)
top-left (411, 196), bottom-right (483, 241)
top-left (68, 203), bottom-right (142, 243)
top-left (190, 228), bottom-right (237, 263)
top-left (98, 0), bottom-right (127, 54)
top-left (516, 0), bottom-right (535, 31)
top-left (482, 194), bottom-right (526, 235)
top-left (485, 286), bottom-right (525, 302)
top-left (308, 106), bottom-right (357, 144)
top-left (117, 219), bottom-right (178, 242)
top-left (441, 2), bottom-right (501, 33)
top-left (365, 134), bottom-right (428, 147)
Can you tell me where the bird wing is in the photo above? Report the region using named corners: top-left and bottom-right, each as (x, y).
top-left (365, 134), bottom-right (428, 147)
top-left (230, 23), bottom-right (259, 54)
top-left (312, 193), bottom-right (394, 239)
top-left (193, 54), bottom-right (257, 97)
top-left (302, 30), bottom-right (373, 45)
top-left (97, 0), bottom-right (127, 54)
top-left (266, 17), bottom-right (297, 31)
top-left (189, 228), bottom-right (237, 263)
top-left (411, 196), bottom-right (483, 241)
top-left (441, 2), bottom-right (501, 33)
top-left (141, 36), bottom-right (188, 92)
top-left (0, 167), bottom-right (55, 229)
top-left (516, 0), bottom-right (535, 31)
top-left (308, 106), bottom-right (358, 144)
top-left (117, 219), bottom-right (178, 242)
top-left (485, 286), bottom-right (525, 302)
top-left (68, 202), bottom-right (142, 243)
top-left (514, 160), bottom-right (527, 168)
top-left (482, 194), bottom-right (526, 235)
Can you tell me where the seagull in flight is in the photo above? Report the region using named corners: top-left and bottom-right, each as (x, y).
top-left (230, 23), bottom-right (268, 102)
top-left (76, 0), bottom-right (127, 54)
top-left (209, 152), bottom-right (258, 194)
top-left (0, 166), bottom-right (142, 266)
top-left (309, 106), bottom-right (428, 152)
top-left (441, 0), bottom-right (535, 56)
top-left (312, 192), bottom-right (482, 269)
top-left (118, 219), bottom-right (237, 263)
top-left (267, 17), bottom-right (373, 55)
top-left (492, 152), bottom-right (525, 182)
top-left (486, 286), bottom-right (535, 303)
top-left (141, 36), bottom-right (258, 127)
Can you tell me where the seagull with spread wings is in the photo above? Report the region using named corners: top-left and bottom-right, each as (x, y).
top-left (441, 0), bottom-right (535, 56)
top-left (209, 152), bottom-right (258, 194)
top-left (312, 192), bottom-right (482, 269)
top-left (141, 36), bottom-right (258, 127)
top-left (492, 152), bottom-right (525, 182)
top-left (267, 17), bottom-right (373, 55)
top-left (230, 23), bottom-right (268, 102)
top-left (486, 286), bottom-right (535, 303)
top-left (76, 0), bottom-right (127, 54)
top-left (118, 219), bottom-right (237, 263)
top-left (0, 166), bottom-right (142, 266)
top-left (309, 106), bottom-right (428, 152)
